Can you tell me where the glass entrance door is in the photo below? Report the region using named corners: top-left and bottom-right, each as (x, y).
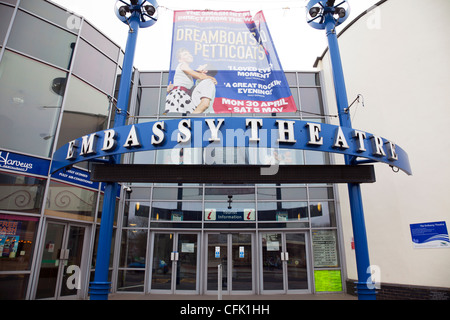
top-left (150, 232), bottom-right (199, 293)
top-left (206, 233), bottom-right (254, 294)
top-left (35, 222), bottom-right (87, 299)
top-left (260, 232), bottom-right (310, 293)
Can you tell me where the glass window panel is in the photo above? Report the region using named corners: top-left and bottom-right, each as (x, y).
top-left (152, 187), bottom-right (202, 201)
top-left (155, 148), bottom-right (203, 165)
top-left (119, 229), bottom-right (147, 268)
top-left (0, 5), bottom-right (14, 45)
top-left (258, 201), bottom-right (308, 221)
top-left (19, 0), bottom-right (79, 32)
top-left (310, 202), bottom-right (336, 227)
top-left (298, 73), bottom-right (320, 86)
top-left (285, 72), bottom-right (297, 86)
top-left (45, 180), bottom-right (97, 222)
top-left (204, 188), bottom-right (255, 201)
top-left (132, 150), bottom-right (156, 165)
top-left (80, 21), bottom-right (119, 61)
top-left (290, 87), bottom-right (300, 113)
top-left (123, 201), bottom-right (149, 228)
top-left (151, 201), bottom-right (202, 221)
top-left (305, 151), bottom-right (328, 165)
top-left (72, 39), bottom-right (116, 94)
top-left (257, 187), bottom-right (307, 201)
top-left (0, 171), bottom-right (46, 214)
top-left (126, 187), bottom-right (151, 200)
top-left (159, 86), bottom-right (169, 115)
top-left (0, 214), bottom-right (39, 271)
top-left (2, 0), bottom-right (17, 5)
top-left (139, 72), bottom-right (162, 86)
top-left (7, 10), bottom-right (77, 69)
top-left (0, 50), bottom-right (66, 157)
top-left (0, 274), bottom-right (29, 300)
top-left (309, 187), bottom-right (334, 200)
top-left (162, 72), bottom-right (169, 85)
top-left (299, 87), bottom-right (324, 115)
top-left (248, 148), bottom-right (303, 166)
top-left (138, 87), bottom-right (160, 116)
top-left (56, 76), bottom-right (110, 150)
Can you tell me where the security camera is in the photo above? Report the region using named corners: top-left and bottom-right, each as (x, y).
top-left (123, 186), bottom-right (132, 193)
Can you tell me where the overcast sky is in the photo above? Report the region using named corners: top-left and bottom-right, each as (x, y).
top-left (50, 0), bottom-right (380, 71)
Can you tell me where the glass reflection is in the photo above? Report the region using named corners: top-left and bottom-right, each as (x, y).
top-left (8, 10), bottom-right (77, 69)
top-left (123, 201), bottom-right (149, 228)
top-left (45, 180), bottom-right (97, 221)
top-left (0, 50), bottom-right (66, 157)
top-left (0, 5), bottom-right (14, 45)
top-left (19, 0), bottom-right (80, 32)
top-left (56, 76), bottom-right (110, 150)
top-left (151, 201), bottom-right (202, 221)
top-left (72, 39), bottom-right (116, 94)
top-left (0, 172), bottom-right (46, 214)
top-left (119, 229), bottom-right (147, 269)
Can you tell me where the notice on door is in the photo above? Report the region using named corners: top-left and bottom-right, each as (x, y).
top-left (312, 230), bottom-right (338, 268)
top-left (266, 241), bottom-right (280, 252)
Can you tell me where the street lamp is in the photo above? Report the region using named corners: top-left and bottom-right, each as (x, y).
top-left (89, 0), bottom-right (159, 301)
top-left (306, 0), bottom-right (377, 300)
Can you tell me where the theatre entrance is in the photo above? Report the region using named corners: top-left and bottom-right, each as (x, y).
top-left (205, 232), bottom-right (255, 295)
top-left (260, 232), bottom-right (310, 294)
top-left (149, 232), bottom-right (199, 294)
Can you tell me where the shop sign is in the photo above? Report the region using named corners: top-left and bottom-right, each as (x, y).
top-left (0, 149), bottom-right (50, 177)
top-left (51, 118), bottom-right (412, 175)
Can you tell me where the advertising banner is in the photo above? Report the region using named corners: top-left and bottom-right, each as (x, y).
top-left (165, 10), bottom-right (297, 114)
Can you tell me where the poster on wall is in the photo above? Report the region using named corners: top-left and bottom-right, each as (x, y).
top-left (312, 230), bottom-right (339, 267)
top-left (164, 10), bottom-right (297, 114)
top-left (410, 221), bottom-right (450, 249)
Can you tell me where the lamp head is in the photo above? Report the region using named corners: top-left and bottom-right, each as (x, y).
top-left (306, 0), bottom-right (350, 30)
top-left (118, 6), bottom-right (130, 17)
top-left (114, 0), bottom-right (159, 28)
top-left (144, 4), bottom-right (156, 16)
top-left (309, 6), bottom-right (321, 18)
top-left (335, 7), bottom-right (346, 19)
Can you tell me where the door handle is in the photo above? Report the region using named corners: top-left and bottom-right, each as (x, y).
top-left (171, 251), bottom-right (179, 261)
top-left (59, 249), bottom-right (70, 260)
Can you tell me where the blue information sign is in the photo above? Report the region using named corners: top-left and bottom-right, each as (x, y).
top-left (410, 221), bottom-right (450, 248)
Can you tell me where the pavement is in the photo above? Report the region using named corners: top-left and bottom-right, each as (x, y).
top-left (109, 292), bottom-right (357, 300)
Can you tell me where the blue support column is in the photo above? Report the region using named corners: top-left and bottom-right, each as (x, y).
top-left (324, 12), bottom-right (377, 300)
top-left (89, 15), bottom-right (140, 300)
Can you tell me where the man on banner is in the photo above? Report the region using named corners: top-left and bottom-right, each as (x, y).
top-left (164, 10), bottom-right (297, 114)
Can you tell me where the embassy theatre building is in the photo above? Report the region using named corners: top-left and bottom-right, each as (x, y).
top-left (0, 0), bottom-right (447, 301)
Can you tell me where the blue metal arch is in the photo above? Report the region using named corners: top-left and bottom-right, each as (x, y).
top-left (51, 118), bottom-right (412, 176)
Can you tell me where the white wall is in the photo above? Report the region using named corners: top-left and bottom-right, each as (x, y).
top-left (318, 0), bottom-right (450, 288)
